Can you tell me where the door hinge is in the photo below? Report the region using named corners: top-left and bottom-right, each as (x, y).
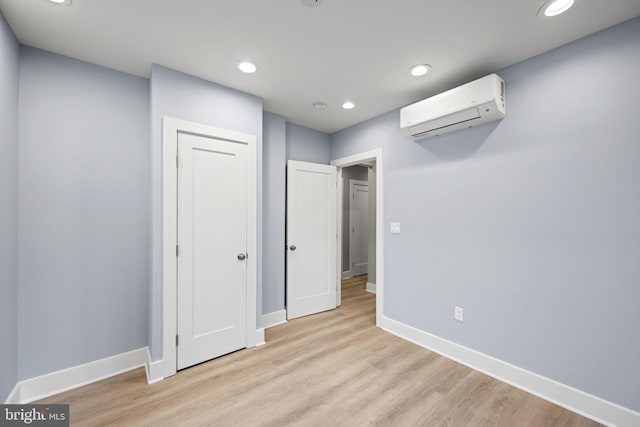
top-left (176, 155), bottom-right (180, 168)
top-left (176, 335), bottom-right (179, 346)
top-left (176, 245), bottom-right (179, 257)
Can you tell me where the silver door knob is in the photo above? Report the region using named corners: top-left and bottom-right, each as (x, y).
top-left (289, 245), bottom-right (296, 251)
top-left (237, 253), bottom-right (246, 260)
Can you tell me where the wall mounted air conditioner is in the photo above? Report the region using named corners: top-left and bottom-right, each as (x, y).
top-left (400, 73), bottom-right (506, 140)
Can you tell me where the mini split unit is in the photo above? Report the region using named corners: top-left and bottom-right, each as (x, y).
top-left (400, 73), bottom-right (506, 140)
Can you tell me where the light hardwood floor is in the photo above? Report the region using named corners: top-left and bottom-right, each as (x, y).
top-left (39, 275), bottom-right (600, 426)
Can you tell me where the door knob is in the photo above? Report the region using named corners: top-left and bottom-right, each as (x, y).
top-left (237, 253), bottom-right (247, 260)
top-left (289, 245), bottom-right (296, 251)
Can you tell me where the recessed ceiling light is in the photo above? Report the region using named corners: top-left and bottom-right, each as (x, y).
top-left (538, 0), bottom-right (575, 17)
top-left (342, 101), bottom-right (355, 110)
top-left (238, 62), bottom-right (257, 74)
top-left (48, 0), bottom-right (72, 5)
top-left (409, 64), bottom-right (431, 77)
top-left (313, 102), bottom-right (327, 111)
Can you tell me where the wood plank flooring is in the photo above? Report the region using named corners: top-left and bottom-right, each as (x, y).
top-left (38, 275), bottom-right (600, 426)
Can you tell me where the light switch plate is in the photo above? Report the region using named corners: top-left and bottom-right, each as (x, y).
top-left (454, 306), bottom-right (464, 322)
top-left (390, 222), bottom-right (401, 234)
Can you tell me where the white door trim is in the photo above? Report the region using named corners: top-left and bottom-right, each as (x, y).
top-left (162, 116), bottom-right (258, 379)
top-left (349, 179), bottom-right (368, 277)
top-left (331, 149), bottom-right (383, 325)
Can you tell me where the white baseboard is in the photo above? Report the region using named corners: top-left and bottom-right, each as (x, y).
top-left (341, 270), bottom-right (353, 279)
top-left (366, 282), bottom-right (377, 294)
top-left (14, 347), bottom-right (148, 404)
top-left (262, 309), bottom-right (287, 329)
top-left (145, 348), bottom-right (164, 385)
top-left (4, 382), bottom-right (21, 404)
top-left (379, 316), bottom-right (640, 427)
top-left (253, 328), bottom-right (266, 347)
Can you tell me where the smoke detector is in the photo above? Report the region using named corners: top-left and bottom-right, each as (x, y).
top-left (301, 0), bottom-right (323, 8)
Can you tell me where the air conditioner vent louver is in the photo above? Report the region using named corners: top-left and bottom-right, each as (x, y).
top-left (400, 74), bottom-right (506, 140)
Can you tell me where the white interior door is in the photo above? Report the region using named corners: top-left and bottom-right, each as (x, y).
top-left (350, 181), bottom-right (369, 276)
top-left (287, 160), bottom-right (337, 320)
top-left (177, 132), bottom-right (248, 370)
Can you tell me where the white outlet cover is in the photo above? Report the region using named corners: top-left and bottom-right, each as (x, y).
top-left (454, 306), bottom-right (464, 322)
top-left (390, 222), bottom-right (400, 234)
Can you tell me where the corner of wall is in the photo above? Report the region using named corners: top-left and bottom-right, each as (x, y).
top-left (0, 8), bottom-right (20, 404)
top-left (145, 348), bottom-right (163, 385)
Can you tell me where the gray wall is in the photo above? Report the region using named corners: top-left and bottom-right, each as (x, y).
top-left (149, 65), bottom-right (263, 359)
top-left (18, 47), bottom-right (150, 379)
top-left (341, 166), bottom-right (369, 275)
top-left (286, 123), bottom-right (331, 164)
top-left (263, 112), bottom-right (287, 315)
top-left (0, 11), bottom-right (19, 401)
top-left (330, 18), bottom-right (640, 412)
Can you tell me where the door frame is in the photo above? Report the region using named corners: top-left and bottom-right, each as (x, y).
top-left (162, 116), bottom-right (258, 379)
top-left (348, 179), bottom-right (369, 277)
top-left (331, 149), bottom-right (383, 326)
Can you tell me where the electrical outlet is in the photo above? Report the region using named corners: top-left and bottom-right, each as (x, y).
top-left (454, 306), bottom-right (464, 322)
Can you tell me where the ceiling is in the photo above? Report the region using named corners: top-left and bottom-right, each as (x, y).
top-left (1, 0), bottom-right (639, 134)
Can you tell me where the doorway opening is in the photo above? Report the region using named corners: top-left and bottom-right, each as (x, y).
top-left (342, 169), bottom-right (370, 280)
top-left (331, 148), bottom-right (384, 327)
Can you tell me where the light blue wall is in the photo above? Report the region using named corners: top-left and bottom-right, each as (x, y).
top-left (330, 18), bottom-right (640, 412)
top-left (262, 112), bottom-right (287, 315)
top-left (0, 11), bottom-right (19, 401)
top-left (286, 123), bottom-right (331, 164)
top-left (18, 47), bottom-right (151, 379)
top-left (149, 65), bottom-right (263, 359)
